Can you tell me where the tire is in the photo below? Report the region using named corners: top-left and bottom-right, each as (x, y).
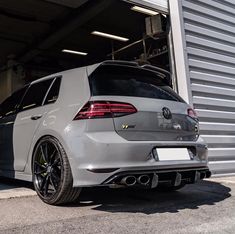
top-left (32, 136), bottom-right (81, 205)
top-left (152, 183), bottom-right (186, 192)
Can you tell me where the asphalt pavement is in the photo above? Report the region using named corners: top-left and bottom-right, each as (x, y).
top-left (0, 176), bottom-right (234, 234)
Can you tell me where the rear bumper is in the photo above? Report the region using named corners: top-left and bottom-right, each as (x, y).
top-left (65, 131), bottom-right (209, 187)
top-left (72, 164), bottom-right (210, 187)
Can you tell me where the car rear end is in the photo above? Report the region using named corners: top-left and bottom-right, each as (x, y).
top-left (69, 61), bottom-right (211, 188)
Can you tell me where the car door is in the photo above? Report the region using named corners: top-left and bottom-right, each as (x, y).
top-left (13, 78), bottom-right (55, 171)
top-left (0, 86), bottom-right (28, 171)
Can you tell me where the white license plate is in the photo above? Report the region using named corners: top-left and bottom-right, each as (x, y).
top-left (156, 148), bottom-right (190, 161)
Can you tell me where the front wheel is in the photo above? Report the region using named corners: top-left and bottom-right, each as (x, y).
top-left (32, 136), bottom-right (81, 205)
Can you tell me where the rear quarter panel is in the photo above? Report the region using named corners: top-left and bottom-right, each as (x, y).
top-left (22, 67), bottom-right (91, 175)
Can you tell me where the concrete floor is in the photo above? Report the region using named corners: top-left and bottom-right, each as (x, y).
top-left (0, 177), bottom-right (234, 233)
top-left (0, 178), bottom-right (36, 199)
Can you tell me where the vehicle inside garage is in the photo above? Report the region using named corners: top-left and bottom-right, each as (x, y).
top-left (1, 0), bottom-right (234, 190)
top-left (0, 0), bottom-right (171, 102)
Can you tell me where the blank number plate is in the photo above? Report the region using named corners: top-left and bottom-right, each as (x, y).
top-left (156, 148), bottom-right (190, 161)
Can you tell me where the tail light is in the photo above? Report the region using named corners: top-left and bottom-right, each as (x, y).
top-left (188, 108), bottom-right (198, 119)
top-left (74, 101), bottom-right (137, 120)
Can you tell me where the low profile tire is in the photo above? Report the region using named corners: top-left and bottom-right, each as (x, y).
top-left (32, 136), bottom-right (81, 205)
top-left (153, 183), bottom-right (186, 192)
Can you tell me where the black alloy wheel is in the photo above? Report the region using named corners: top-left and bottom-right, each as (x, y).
top-left (32, 136), bottom-right (81, 205)
top-left (34, 140), bottom-right (62, 198)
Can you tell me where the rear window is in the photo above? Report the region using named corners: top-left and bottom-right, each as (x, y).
top-left (89, 65), bottom-right (184, 102)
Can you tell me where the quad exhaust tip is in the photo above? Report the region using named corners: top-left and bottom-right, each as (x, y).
top-left (137, 175), bottom-right (150, 185)
top-left (200, 171), bottom-right (206, 180)
top-left (206, 171), bottom-right (212, 178)
top-left (120, 175), bottom-right (151, 186)
top-left (121, 176), bottom-right (137, 186)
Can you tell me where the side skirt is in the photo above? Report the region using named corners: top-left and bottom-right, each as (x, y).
top-left (0, 170), bottom-right (32, 182)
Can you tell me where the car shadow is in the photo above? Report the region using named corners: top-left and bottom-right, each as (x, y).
top-left (68, 180), bottom-right (231, 214)
top-left (0, 177), bottom-right (231, 215)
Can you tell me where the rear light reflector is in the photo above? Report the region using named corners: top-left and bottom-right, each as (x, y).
top-left (74, 101), bottom-right (137, 120)
top-left (188, 108), bottom-right (198, 119)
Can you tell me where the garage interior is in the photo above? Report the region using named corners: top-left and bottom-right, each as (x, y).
top-left (0, 0), bottom-right (170, 102)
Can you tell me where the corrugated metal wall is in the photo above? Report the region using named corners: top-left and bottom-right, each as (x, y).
top-left (142, 0), bottom-right (168, 9)
top-left (181, 0), bottom-right (235, 174)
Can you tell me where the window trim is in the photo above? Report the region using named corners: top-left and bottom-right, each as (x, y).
top-left (42, 77), bottom-right (56, 105)
top-left (42, 76), bottom-right (62, 106)
top-left (15, 85), bottom-right (30, 112)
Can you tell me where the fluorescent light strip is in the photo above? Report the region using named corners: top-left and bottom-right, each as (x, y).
top-left (131, 6), bottom-right (159, 16)
top-left (91, 31), bottom-right (129, 42)
top-left (62, 49), bottom-right (88, 56)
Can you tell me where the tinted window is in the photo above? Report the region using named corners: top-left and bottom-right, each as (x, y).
top-left (89, 65), bottom-right (184, 102)
top-left (20, 79), bottom-right (53, 111)
top-left (0, 86), bottom-right (28, 118)
top-left (44, 77), bottom-right (61, 105)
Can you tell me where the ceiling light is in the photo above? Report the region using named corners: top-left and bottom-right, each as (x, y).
top-left (62, 49), bottom-right (88, 56)
top-left (131, 6), bottom-right (159, 16)
top-left (91, 31), bottom-right (129, 42)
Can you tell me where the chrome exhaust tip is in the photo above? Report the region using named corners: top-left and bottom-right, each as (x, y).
top-left (206, 171), bottom-right (212, 178)
top-left (137, 175), bottom-right (150, 185)
top-left (120, 176), bottom-right (137, 186)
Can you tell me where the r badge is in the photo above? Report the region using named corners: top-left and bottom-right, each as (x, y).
top-left (122, 124), bottom-right (136, 130)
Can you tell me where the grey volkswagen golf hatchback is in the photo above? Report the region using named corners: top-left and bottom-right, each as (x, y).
top-left (0, 60), bottom-right (211, 205)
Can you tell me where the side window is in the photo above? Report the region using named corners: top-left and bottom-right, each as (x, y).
top-left (19, 79), bottom-right (53, 112)
top-left (0, 86), bottom-right (28, 119)
top-left (44, 77), bottom-right (61, 105)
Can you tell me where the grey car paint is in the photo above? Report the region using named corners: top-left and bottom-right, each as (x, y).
top-left (0, 61), bottom-right (209, 188)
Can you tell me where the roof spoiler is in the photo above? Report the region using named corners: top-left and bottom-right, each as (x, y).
top-left (99, 60), bottom-right (172, 87)
top-left (101, 60), bottom-right (139, 67)
top-left (141, 64), bottom-right (172, 87)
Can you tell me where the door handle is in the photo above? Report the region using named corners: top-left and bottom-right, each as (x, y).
top-left (31, 115), bottom-right (42, 120)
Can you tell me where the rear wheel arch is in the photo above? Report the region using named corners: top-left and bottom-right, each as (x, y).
top-left (31, 135), bottom-right (81, 205)
top-left (30, 133), bottom-right (69, 170)
top-left (31, 135), bottom-right (59, 170)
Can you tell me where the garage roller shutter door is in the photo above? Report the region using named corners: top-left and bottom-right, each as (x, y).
top-left (182, 0), bottom-right (235, 174)
top-left (126, 0), bottom-right (168, 13)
